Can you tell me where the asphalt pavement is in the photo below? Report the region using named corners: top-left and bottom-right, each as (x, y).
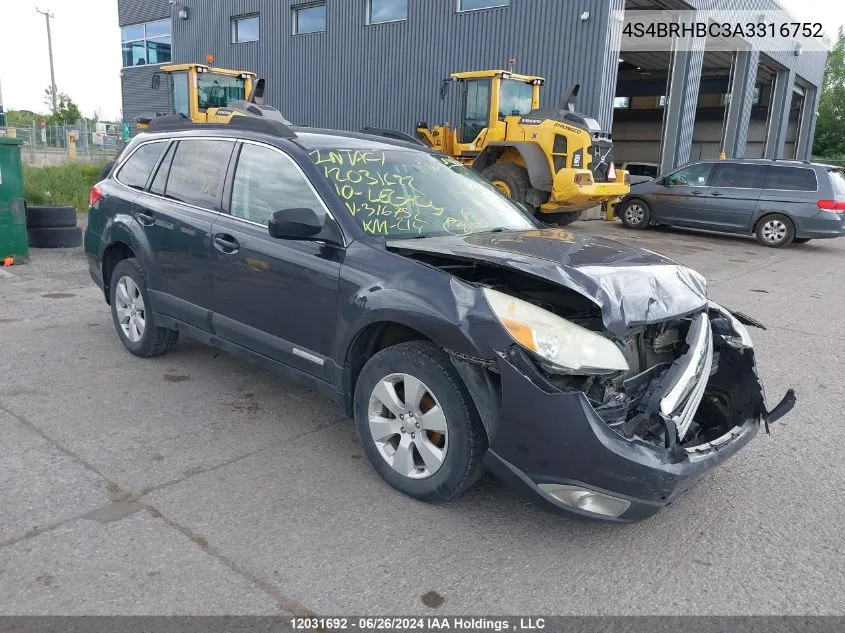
top-left (1, 218), bottom-right (843, 615)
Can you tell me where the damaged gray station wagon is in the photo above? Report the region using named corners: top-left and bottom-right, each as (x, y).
top-left (84, 116), bottom-right (795, 522)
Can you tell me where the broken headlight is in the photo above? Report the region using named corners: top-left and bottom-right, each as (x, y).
top-left (708, 301), bottom-right (754, 349)
top-left (482, 288), bottom-right (629, 374)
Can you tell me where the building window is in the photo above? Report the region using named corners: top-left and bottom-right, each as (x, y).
top-left (721, 87), bottom-right (761, 107)
top-left (458, 0), bottom-right (509, 11)
top-left (232, 14), bottom-right (259, 43)
top-left (293, 3), bottom-right (326, 35)
top-left (613, 97), bottom-right (630, 109)
top-left (367, 0), bottom-right (407, 24)
top-left (121, 19), bottom-right (171, 67)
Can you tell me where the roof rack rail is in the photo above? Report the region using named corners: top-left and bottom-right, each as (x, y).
top-left (770, 158), bottom-right (811, 165)
top-left (145, 114), bottom-right (296, 138)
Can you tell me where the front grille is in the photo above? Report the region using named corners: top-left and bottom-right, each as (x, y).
top-left (659, 312), bottom-right (714, 440)
top-left (588, 140), bottom-right (613, 182)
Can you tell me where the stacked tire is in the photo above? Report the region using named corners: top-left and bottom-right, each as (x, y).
top-left (26, 206), bottom-right (82, 249)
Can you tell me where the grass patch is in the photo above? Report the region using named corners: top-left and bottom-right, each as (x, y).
top-left (24, 163), bottom-right (105, 213)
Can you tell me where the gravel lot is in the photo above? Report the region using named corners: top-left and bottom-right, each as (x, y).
top-left (1, 218), bottom-right (843, 616)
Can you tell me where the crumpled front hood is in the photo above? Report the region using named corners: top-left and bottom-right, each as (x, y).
top-left (386, 228), bottom-right (708, 336)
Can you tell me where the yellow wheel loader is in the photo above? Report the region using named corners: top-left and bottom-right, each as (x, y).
top-left (135, 63), bottom-right (290, 130)
top-left (414, 70), bottom-right (630, 225)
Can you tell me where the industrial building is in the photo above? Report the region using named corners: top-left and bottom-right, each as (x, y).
top-left (118, 0), bottom-right (828, 173)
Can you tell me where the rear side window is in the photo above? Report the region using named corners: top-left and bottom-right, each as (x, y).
top-left (164, 140), bottom-right (235, 209)
top-left (828, 169), bottom-right (845, 198)
top-left (711, 163), bottom-right (766, 189)
top-left (116, 141), bottom-right (167, 190)
top-left (149, 143), bottom-right (175, 196)
top-left (229, 143), bottom-right (325, 225)
top-left (765, 166), bottom-right (817, 191)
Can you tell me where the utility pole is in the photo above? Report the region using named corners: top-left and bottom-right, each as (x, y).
top-left (36, 8), bottom-right (58, 115)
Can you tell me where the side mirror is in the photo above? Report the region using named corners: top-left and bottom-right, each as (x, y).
top-left (151, 73), bottom-right (161, 90)
top-left (268, 208), bottom-right (323, 239)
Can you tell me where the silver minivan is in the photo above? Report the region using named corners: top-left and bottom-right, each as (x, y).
top-left (615, 159), bottom-right (845, 247)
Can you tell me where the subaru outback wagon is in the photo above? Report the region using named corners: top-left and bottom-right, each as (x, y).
top-left (616, 159), bottom-right (845, 247)
top-left (84, 116), bottom-right (794, 522)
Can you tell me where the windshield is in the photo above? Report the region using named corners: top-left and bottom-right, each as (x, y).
top-left (309, 149), bottom-right (535, 238)
top-left (498, 79), bottom-right (534, 117)
top-left (197, 73), bottom-right (246, 109)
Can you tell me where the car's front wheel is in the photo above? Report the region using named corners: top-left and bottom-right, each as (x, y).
top-left (619, 199), bottom-right (651, 229)
top-left (354, 341), bottom-right (487, 501)
top-left (109, 258), bottom-right (178, 357)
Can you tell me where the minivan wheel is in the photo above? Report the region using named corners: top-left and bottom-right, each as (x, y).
top-left (353, 341), bottom-right (487, 501)
top-left (109, 258), bottom-right (178, 357)
top-left (755, 214), bottom-right (795, 247)
top-left (619, 199), bottom-right (651, 229)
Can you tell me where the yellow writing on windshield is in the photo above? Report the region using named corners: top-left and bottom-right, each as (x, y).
top-left (309, 149), bottom-right (489, 236)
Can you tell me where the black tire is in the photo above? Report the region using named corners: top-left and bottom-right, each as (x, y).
top-left (794, 238), bottom-right (811, 244)
top-left (27, 226), bottom-right (82, 248)
top-left (26, 206), bottom-right (77, 229)
top-left (109, 258), bottom-right (178, 358)
top-left (618, 198), bottom-right (651, 229)
top-left (754, 214), bottom-right (795, 248)
top-left (482, 162), bottom-right (534, 208)
top-left (536, 210), bottom-right (583, 226)
top-left (354, 341), bottom-right (487, 502)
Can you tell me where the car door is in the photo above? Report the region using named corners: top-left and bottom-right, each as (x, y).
top-left (209, 140), bottom-right (344, 380)
top-left (651, 162), bottom-right (714, 226)
top-left (701, 162), bottom-right (766, 233)
top-left (128, 137), bottom-right (236, 330)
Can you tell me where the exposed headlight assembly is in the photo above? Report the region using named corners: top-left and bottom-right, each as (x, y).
top-left (709, 301), bottom-right (754, 349)
top-left (482, 288), bottom-right (629, 374)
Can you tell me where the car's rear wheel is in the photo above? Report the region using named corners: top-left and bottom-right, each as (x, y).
top-left (109, 258), bottom-right (178, 357)
top-left (353, 341), bottom-right (487, 501)
top-left (755, 214), bottom-right (795, 247)
top-left (619, 199), bottom-right (651, 229)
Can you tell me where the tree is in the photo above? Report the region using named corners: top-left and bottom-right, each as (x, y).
top-left (813, 27), bottom-right (845, 158)
top-left (43, 86), bottom-right (82, 125)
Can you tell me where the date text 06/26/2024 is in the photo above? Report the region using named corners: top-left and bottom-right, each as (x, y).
top-left (290, 617), bottom-right (547, 631)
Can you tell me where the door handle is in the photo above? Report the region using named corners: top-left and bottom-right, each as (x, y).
top-left (710, 191), bottom-right (723, 197)
top-left (135, 209), bottom-right (155, 225)
top-left (690, 190), bottom-right (704, 196)
top-left (213, 233), bottom-right (240, 254)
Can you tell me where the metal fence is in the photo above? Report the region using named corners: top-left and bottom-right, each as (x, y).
top-left (1, 120), bottom-right (125, 165)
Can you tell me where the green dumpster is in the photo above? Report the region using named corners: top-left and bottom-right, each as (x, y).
top-left (0, 137), bottom-right (28, 260)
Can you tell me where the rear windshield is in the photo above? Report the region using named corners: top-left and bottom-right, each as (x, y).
top-left (765, 166), bottom-right (818, 191)
top-left (828, 169), bottom-right (845, 199)
top-left (309, 148), bottom-right (535, 238)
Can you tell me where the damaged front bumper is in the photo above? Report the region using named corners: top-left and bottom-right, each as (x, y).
top-left (477, 314), bottom-right (795, 523)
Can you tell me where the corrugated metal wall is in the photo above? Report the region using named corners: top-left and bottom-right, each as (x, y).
top-left (117, 0), bottom-right (827, 157)
top-left (119, 0), bottom-right (171, 123)
top-left (119, 0), bottom-right (615, 132)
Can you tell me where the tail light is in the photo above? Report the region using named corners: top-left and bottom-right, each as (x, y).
top-left (89, 184), bottom-right (103, 208)
top-left (575, 173), bottom-right (594, 187)
top-left (817, 200), bottom-right (845, 211)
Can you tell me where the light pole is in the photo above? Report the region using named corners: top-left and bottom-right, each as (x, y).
top-left (36, 7), bottom-right (58, 114)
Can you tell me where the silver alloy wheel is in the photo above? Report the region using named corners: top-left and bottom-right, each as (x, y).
top-left (367, 373), bottom-right (448, 479)
top-left (761, 219), bottom-right (788, 244)
top-left (114, 275), bottom-right (146, 343)
top-left (624, 203), bottom-right (645, 225)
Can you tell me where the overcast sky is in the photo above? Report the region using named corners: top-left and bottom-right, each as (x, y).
top-left (0, 0), bottom-right (842, 121)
